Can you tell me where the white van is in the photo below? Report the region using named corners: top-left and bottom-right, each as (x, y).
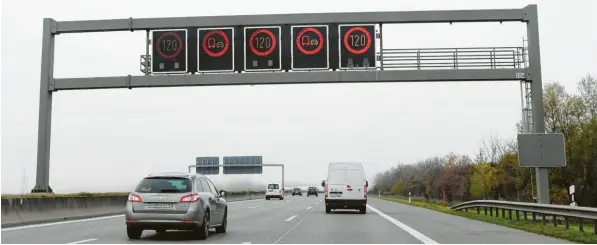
top-left (265, 183), bottom-right (284, 200)
top-left (321, 162), bottom-right (368, 214)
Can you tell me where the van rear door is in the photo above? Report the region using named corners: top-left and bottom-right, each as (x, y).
top-left (343, 168), bottom-right (366, 200)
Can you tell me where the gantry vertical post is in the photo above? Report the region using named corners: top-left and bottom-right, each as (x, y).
top-left (32, 18), bottom-right (56, 193)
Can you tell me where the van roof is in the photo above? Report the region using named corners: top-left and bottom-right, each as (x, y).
top-left (328, 162), bottom-right (364, 169)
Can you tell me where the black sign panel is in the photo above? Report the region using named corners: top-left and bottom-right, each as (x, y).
top-left (223, 156), bottom-right (263, 174)
top-left (151, 29), bottom-right (188, 73)
top-left (198, 28), bottom-right (235, 72)
top-left (338, 24), bottom-right (376, 69)
top-left (291, 25), bottom-right (329, 70)
top-left (244, 26), bottom-right (282, 71)
top-left (196, 157), bottom-right (219, 175)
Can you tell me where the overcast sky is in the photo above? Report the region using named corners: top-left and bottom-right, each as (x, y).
top-left (1, 0), bottom-right (596, 194)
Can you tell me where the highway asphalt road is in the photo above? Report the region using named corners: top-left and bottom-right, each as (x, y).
top-left (1, 196), bottom-right (571, 244)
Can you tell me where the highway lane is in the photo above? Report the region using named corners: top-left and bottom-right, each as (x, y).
top-left (1, 196), bottom-right (573, 244)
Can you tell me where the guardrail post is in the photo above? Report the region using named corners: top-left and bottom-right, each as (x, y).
top-left (496, 208), bottom-right (499, 217)
top-left (564, 217), bottom-right (569, 229)
top-left (477, 207), bottom-right (480, 214)
top-left (501, 208), bottom-right (505, 218)
top-left (579, 219), bottom-right (583, 232)
top-left (484, 207), bottom-right (487, 215)
top-left (516, 210), bottom-right (519, 220)
top-left (508, 209), bottom-right (512, 220)
top-left (542, 213), bottom-right (546, 225)
top-left (552, 214), bottom-right (557, 227)
top-left (489, 207), bottom-right (493, 217)
top-left (532, 212), bottom-right (536, 222)
top-left (593, 220), bottom-right (596, 234)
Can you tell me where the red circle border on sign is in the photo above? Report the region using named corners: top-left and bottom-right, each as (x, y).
top-left (296, 27), bottom-right (324, 55)
top-left (156, 32), bottom-right (184, 59)
top-left (249, 29), bottom-right (277, 57)
top-left (202, 30), bottom-right (230, 58)
top-left (343, 26), bottom-right (372, 55)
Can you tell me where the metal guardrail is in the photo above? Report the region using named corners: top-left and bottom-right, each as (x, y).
top-left (379, 47), bottom-right (527, 70)
top-left (452, 200), bottom-right (597, 234)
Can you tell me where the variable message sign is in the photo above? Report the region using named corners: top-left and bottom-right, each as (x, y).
top-left (338, 24), bottom-right (376, 69)
top-left (291, 25), bottom-right (329, 70)
top-left (196, 156), bottom-right (220, 175)
top-left (151, 29), bottom-right (188, 73)
top-left (197, 27), bottom-right (235, 72)
top-left (244, 26), bottom-right (282, 71)
top-left (223, 156), bottom-right (263, 174)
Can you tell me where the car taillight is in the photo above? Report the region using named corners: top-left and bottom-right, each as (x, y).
top-left (180, 194), bottom-right (200, 203)
top-left (128, 194), bottom-right (142, 202)
top-left (347, 184), bottom-right (351, 189)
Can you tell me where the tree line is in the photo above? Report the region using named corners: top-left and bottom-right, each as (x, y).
top-left (371, 74), bottom-right (597, 207)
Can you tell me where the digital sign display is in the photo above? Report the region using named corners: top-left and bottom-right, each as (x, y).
top-left (197, 27), bottom-right (235, 72)
top-left (151, 29), bottom-right (188, 73)
top-left (244, 26), bottom-right (282, 71)
top-left (223, 156), bottom-right (263, 174)
top-left (338, 24), bottom-right (376, 69)
top-left (196, 157), bottom-right (220, 175)
top-left (291, 25), bottom-right (329, 70)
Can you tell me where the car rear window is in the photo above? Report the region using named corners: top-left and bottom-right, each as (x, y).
top-left (293, 188), bottom-right (300, 191)
top-left (268, 184), bottom-right (279, 189)
top-left (134, 177), bottom-right (192, 193)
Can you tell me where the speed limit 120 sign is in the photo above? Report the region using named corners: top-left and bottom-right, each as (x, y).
top-left (338, 24), bottom-right (376, 70)
top-left (151, 29), bottom-right (188, 74)
top-left (244, 26), bottom-right (282, 72)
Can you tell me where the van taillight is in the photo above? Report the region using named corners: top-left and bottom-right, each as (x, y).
top-left (128, 194), bottom-right (142, 202)
top-left (364, 185), bottom-right (368, 198)
top-left (180, 194), bottom-right (200, 203)
top-left (324, 186), bottom-right (328, 198)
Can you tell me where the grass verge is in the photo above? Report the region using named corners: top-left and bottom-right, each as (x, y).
top-left (376, 196), bottom-right (597, 244)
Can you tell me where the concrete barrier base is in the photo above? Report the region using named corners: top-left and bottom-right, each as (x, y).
top-left (1, 192), bottom-right (265, 228)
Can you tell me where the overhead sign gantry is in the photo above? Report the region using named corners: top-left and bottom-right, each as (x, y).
top-left (34, 5), bottom-right (561, 205)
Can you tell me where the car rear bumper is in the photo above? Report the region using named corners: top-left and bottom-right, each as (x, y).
top-left (125, 206), bottom-right (204, 230)
top-left (126, 220), bottom-right (201, 230)
top-left (325, 199), bottom-right (367, 209)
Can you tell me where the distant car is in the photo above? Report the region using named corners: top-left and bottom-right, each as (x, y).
top-left (265, 183), bottom-right (284, 200)
top-left (125, 172), bottom-right (228, 240)
top-left (306, 187), bottom-right (319, 197)
top-left (322, 162), bottom-right (368, 214)
top-left (292, 188), bottom-right (302, 196)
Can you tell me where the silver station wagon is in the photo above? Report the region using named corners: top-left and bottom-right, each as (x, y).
top-left (125, 172), bottom-right (228, 240)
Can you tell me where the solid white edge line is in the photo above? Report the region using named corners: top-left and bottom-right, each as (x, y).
top-left (1, 215), bottom-right (125, 232)
top-left (285, 215), bottom-right (297, 222)
top-left (67, 238), bottom-right (98, 244)
top-left (242, 242), bottom-right (252, 244)
top-left (367, 205), bottom-right (439, 244)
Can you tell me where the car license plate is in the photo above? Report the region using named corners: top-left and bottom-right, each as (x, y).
top-left (145, 203), bottom-right (173, 209)
top-left (330, 193), bottom-right (341, 197)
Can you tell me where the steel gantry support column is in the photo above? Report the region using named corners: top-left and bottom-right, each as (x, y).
top-left (524, 5), bottom-right (549, 204)
top-left (32, 18), bottom-right (56, 193)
